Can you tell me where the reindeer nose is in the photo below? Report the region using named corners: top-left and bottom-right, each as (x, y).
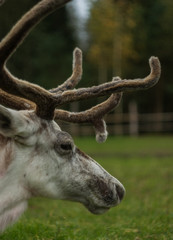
top-left (103, 182), bottom-right (125, 205)
top-left (115, 183), bottom-right (125, 201)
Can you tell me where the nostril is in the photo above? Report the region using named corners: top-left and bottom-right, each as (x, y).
top-left (116, 184), bottom-right (125, 201)
top-left (103, 190), bottom-right (114, 204)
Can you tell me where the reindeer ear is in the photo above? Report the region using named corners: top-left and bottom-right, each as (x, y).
top-left (0, 105), bottom-right (26, 137)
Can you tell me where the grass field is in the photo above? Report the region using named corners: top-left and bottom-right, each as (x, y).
top-left (1, 136), bottom-right (173, 240)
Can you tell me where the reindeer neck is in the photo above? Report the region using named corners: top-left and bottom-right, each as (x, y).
top-left (0, 134), bottom-right (29, 231)
top-left (0, 134), bottom-right (14, 178)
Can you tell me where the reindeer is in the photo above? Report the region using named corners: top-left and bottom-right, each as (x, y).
top-left (0, 0), bottom-right (161, 233)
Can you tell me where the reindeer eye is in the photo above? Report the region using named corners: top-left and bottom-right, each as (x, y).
top-left (60, 143), bottom-right (72, 151)
top-left (55, 131), bottom-right (74, 155)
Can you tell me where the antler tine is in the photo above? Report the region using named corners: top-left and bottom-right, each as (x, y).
top-left (0, 46), bottom-right (82, 114)
top-left (50, 48), bottom-right (83, 93)
top-left (55, 92), bottom-right (122, 123)
top-left (55, 79), bottom-right (122, 143)
top-left (0, 67), bottom-right (57, 119)
top-left (0, 89), bottom-right (34, 110)
top-left (55, 57), bottom-right (161, 105)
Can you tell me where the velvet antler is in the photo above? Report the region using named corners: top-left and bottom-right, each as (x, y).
top-left (0, 0), bottom-right (161, 142)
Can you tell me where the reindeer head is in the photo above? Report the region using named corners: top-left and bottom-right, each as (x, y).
top-left (0, 106), bottom-right (125, 215)
top-left (0, 0), bottom-right (160, 232)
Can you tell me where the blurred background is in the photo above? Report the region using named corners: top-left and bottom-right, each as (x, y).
top-left (1, 2), bottom-right (173, 239)
top-left (0, 0), bottom-right (173, 137)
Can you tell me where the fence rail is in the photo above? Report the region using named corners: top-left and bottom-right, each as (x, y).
top-left (59, 112), bottom-right (173, 137)
top-left (106, 112), bottom-right (173, 135)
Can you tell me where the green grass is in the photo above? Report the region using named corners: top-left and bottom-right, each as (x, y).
top-left (1, 136), bottom-right (173, 240)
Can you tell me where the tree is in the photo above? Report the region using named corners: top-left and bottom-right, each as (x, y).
top-left (87, 0), bottom-right (137, 82)
top-left (87, 0), bottom-right (173, 113)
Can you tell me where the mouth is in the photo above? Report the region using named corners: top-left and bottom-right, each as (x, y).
top-left (83, 187), bottom-right (125, 215)
top-left (84, 203), bottom-right (110, 215)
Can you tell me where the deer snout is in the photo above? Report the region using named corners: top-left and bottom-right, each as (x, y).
top-left (103, 181), bottom-right (125, 206)
top-left (85, 178), bottom-right (125, 215)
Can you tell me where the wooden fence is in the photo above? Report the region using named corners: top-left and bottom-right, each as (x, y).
top-left (58, 111), bottom-right (173, 137)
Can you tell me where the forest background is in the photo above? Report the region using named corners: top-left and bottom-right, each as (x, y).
top-left (0, 0), bottom-right (172, 133)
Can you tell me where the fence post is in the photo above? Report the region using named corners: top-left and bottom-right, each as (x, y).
top-left (129, 101), bottom-right (139, 136)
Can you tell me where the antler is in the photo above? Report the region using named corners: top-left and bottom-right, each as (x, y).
top-left (50, 48), bottom-right (83, 93)
top-left (0, 0), bottom-right (72, 119)
top-left (0, 0), bottom-right (161, 141)
top-left (55, 89), bottom-right (123, 142)
top-left (55, 56), bottom-right (160, 105)
top-left (0, 0), bottom-right (71, 65)
top-left (52, 52), bottom-right (160, 142)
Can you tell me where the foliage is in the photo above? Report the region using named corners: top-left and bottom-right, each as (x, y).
top-left (1, 136), bottom-right (173, 240)
top-left (87, 0), bottom-right (173, 113)
top-left (88, 0), bottom-right (137, 71)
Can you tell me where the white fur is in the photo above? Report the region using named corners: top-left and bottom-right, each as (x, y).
top-left (0, 106), bottom-right (125, 232)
